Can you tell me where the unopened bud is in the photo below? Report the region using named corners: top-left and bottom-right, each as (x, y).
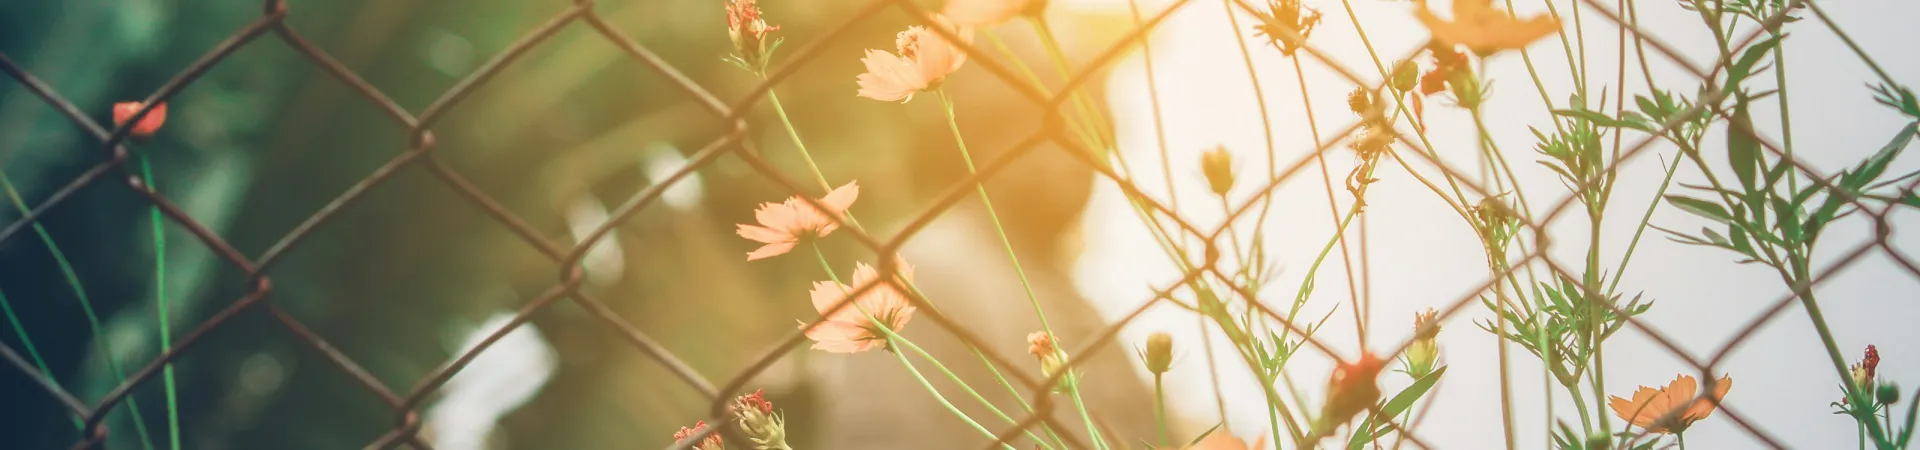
top-left (1144, 332), bottom-right (1174, 374)
top-left (731, 389), bottom-right (789, 450)
top-left (1447, 65), bottom-right (1483, 109)
top-left (1028, 331), bottom-right (1071, 393)
top-left (673, 421), bottom-right (724, 450)
top-left (1879, 382), bottom-right (1901, 405)
top-left (1201, 146), bottom-right (1236, 196)
top-left (1390, 59), bottom-right (1419, 93)
top-left (1404, 309), bottom-right (1440, 378)
top-left (725, 0), bottom-right (782, 71)
top-left (112, 101), bottom-right (168, 140)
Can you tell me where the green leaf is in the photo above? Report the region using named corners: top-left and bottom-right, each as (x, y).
top-left (1665, 195), bottom-right (1735, 224)
top-left (1347, 366), bottom-right (1449, 449)
top-left (1186, 423), bottom-right (1224, 449)
top-left (1849, 122), bottom-right (1919, 191)
top-left (1728, 104), bottom-right (1762, 194)
top-left (1727, 34), bottom-right (1785, 90)
top-left (1553, 109), bottom-right (1649, 131)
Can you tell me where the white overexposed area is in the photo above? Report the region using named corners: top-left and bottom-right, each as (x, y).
top-left (1068, 0), bottom-right (1920, 446)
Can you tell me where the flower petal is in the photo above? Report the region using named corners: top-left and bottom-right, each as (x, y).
top-left (746, 241), bottom-right (798, 261)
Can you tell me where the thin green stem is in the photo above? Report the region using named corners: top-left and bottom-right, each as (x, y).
top-left (140, 155), bottom-right (181, 450)
top-left (761, 81), bottom-right (833, 192)
top-left (1154, 374), bottom-right (1170, 447)
top-left (1219, 0), bottom-right (1281, 252)
top-left (937, 89), bottom-right (1107, 450)
top-left (1028, 17), bottom-right (1116, 151)
top-left (0, 170), bottom-right (155, 450)
top-left (808, 245), bottom-right (1016, 449)
top-left (1290, 57), bottom-right (1367, 348)
top-left (1127, 0), bottom-right (1180, 219)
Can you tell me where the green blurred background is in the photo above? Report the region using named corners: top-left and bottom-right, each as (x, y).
top-left (0, 1), bottom-right (1154, 449)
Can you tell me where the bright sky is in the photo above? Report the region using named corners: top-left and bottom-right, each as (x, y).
top-left (1069, 0), bottom-right (1920, 446)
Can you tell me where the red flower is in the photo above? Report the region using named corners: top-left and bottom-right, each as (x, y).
top-left (112, 101), bottom-right (167, 139)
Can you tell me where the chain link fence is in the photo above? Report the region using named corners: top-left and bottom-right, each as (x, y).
top-left (0, 0), bottom-right (1911, 448)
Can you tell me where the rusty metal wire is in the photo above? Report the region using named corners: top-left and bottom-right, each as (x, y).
top-left (1, 0), bottom-right (1909, 448)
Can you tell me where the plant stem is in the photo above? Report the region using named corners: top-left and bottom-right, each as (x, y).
top-left (760, 78), bottom-right (833, 192)
top-left (808, 245), bottom-right (1017, 449)
top-left (1155, 373), bottom-right (1170, 447)
top-left (0, 169), bottom-right (156, 450)
top-left (140, 155), bottom-right (181, 450)
top-left (937, 89), bottom-right (1107, 449)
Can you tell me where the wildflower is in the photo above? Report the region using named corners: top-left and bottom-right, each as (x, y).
top-left (1404, 308), bottom-right (1440, 378)
top-left (943, 0), bottom-right (1046, 27)
top-left (1201, 146), bottom-right (1236, 196)
top-left (673, 421), bottom-right (724, 450)
top-left (112, 101), bottom-right (167, 139)
top-left (1413, 0), bottom-right (1560, 56)
top-left (856, 16), bottom-right (972, 103)
top-left (1143, 331), bottom-right (1174, 375)
top-left (736, 181), bottom-right (860, 260)
top-left (724, 0), bottom-right (783, 71)
top-left (731, 389), bottom-right (790, 450)
top-left (1313, 352), bottom-right (1386, 437)
top-left (801, 259), bottom-right (917, 353)
top-left (1607, 374), bottom-right (1733, 434)
top-left (1252, 0), bottom-right (1323, 56)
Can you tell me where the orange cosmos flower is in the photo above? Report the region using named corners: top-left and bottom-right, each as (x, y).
top-left (735, 181), bottom-right (860, 261)
top-left (112, 101), bottom-right (168, 139)
top-left (943, 0), bottom-right (1043, 27)
top-left (1314, 352), bottom-right (1386, 437)
top-left (1608, 374), bottom-right (1733, 434)
top-left (802, 259), bottom-right (918, 353)
top-left (856, 16), bottom-right (972, 103)
top-left (1413, 0), bottom-right (1559, 56)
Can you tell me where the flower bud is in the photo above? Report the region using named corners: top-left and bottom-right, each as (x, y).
top-left (725, 0), bottom-right (782, 71)
top-left (1144, 332), bottom-right (1174, 374)
top-left (1447, 65), bottom-right (1483, 109)
top-left (1313, 353), bottom-right (1385, 438)
top-left (1028, 331), bottom-right (1071, 392)
top-left (673, 421), bottom-right (724, 450)
top-left (1347, 88), bottom-right (1374, 116)
top-left (1390, 59), bottom-right (1419, 93)
top-left (1201, 146), bottom-right (1236, 196)
top-left (1878, 382), bottom-right (1901, 405)
top-left (112, 101), bottom-right (168, 140)
top-left (731, 389), bottom-right (790, 450)
top-left (1403, 309), bottom-right (1440, 378)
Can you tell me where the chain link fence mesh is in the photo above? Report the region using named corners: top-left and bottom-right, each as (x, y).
top-left (1, 0), bottom-right (1910, 448)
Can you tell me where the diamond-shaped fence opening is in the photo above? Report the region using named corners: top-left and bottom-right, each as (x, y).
top-left (2, 0), bottom-right (1916, 448)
